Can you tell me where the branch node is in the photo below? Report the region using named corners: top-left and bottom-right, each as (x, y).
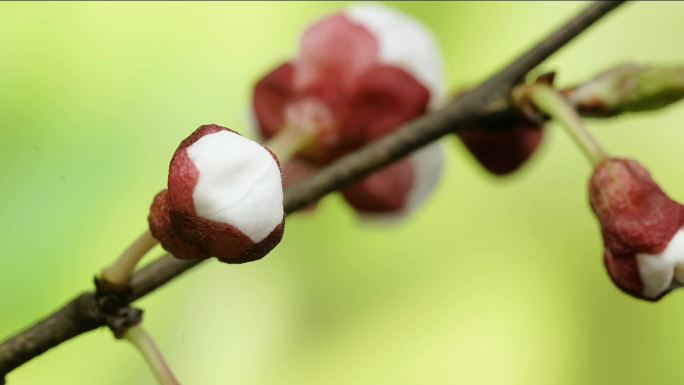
top-left (105, 307), bottom-right (144, 340)
top-left (94, 276), bottom-right (133, 298)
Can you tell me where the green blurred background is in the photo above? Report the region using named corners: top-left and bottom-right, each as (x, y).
top-left (2, 2), bottom-right (684, 384)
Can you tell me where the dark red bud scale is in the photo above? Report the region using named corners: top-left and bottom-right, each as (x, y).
top-left (149, 124), bottom-right (285, 264)
top-left (457, 120), bottom-right (544, 175)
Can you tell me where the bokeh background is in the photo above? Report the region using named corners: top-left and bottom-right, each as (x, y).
top-left (2, 2), bottom-right (684, 384)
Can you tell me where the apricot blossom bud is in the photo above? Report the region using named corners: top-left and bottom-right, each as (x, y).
top-left (457, 119), bottom-right (544, 175)
top-left (589, 158), bottom-right (684, 300)
top-left (453, 87), bottom-right (545, 176)
top-left (149, 124), bottom-right (285, 264)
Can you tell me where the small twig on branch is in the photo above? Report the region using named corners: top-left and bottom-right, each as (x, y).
top-left (0, 1), bottom-right (623, 379)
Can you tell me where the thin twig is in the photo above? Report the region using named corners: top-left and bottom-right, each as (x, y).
top-left (0, 1), bottom-right (624, 379)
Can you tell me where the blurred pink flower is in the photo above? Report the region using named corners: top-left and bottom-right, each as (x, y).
top-left (253, 4), bottom-right (445, 220)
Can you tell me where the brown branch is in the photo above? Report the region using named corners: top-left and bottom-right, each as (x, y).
top-left (0, 1), bottom-right (624, 380)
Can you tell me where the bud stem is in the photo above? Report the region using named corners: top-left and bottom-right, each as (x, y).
top-left (124, 325), bottom-right (182, 385)
top-left (528, 84), bottom-right (609, 165)
top-left (101, 230), bottom-right (158, 288)
top-left (264, 126), bottom-right (314, 164)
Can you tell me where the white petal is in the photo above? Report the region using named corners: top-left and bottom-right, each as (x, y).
top-left (406, 141), bottom-right (444, 213)
top-left (187, 131), bottom-right (284, 242)
top-left (345, 4), bottom-right (446, 109)
top-left (636, 229), bottom-right (684, 299)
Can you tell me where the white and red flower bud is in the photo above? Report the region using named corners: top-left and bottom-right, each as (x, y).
top-left (252, 4), bottom-right (445, 218)
top-left (589, 158), bottom-right (684, 300)
top-left (149, 124), bottom-right (285, 264)
top-left (457, 119), bottom-right (544, 175)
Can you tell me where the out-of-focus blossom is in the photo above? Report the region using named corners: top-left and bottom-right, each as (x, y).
top-left (253, 4), bottom-right (445, 219)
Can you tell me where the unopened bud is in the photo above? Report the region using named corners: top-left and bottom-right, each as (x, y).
top-left (149, 125), bottom-right (285, 264)
top-left (589, 158), bottom-right (684, 300)
top-left (457, 119), bottom-right (544, 175)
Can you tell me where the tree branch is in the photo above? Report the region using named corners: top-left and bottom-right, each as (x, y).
top-left (0, 1), bottom-right (624, 379)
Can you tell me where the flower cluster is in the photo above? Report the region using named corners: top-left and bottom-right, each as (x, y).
top-left (27, 5), bottom-right (684, 385)
top-left (92, 11), bottom-right (684, 385)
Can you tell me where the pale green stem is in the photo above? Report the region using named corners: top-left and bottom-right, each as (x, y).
top-left (264, 126), bottom-right (314, 164)
top-left (101, 230), bottom-right (158, 287)
top-left (529, 84), bottom-right (609, 165)
top-left (124, 325), bottom-right (181, 385)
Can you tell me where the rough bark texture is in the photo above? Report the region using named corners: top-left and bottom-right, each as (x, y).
top-left (0, 1), bottom-right (624, 379)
